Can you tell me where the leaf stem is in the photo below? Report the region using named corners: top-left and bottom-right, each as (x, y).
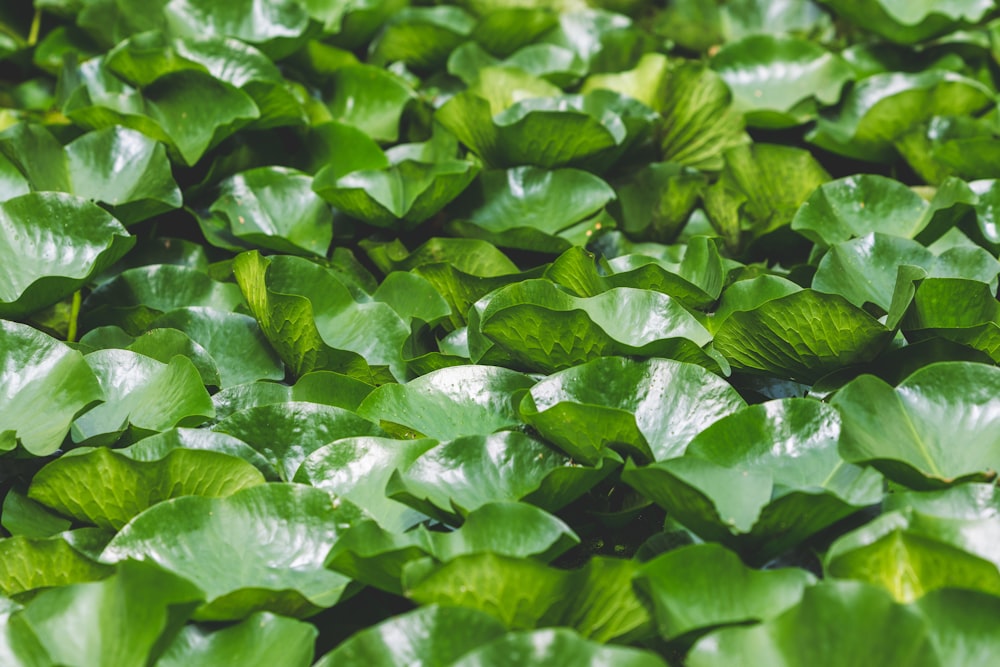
top-left (66, 290), bottom-right (81, 342)
top-left (27, 8), bottom-right (42, 46)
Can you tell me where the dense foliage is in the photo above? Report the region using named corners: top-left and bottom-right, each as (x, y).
top-left (2, 0), bottom-right (1000, 664)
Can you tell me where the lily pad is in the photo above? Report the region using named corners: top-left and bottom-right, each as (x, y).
top-left (520, 356), bottom-right (746, 464)
top-left (711, 35), bottom-right (852, 128)
top-left (451, 628), bottom-right (668, 667)
top-left (370, 6), bottom-right (476, 70)
top-left (71, 349), bottom-right (214, 446)
top-left (28, 445), bottom-right (265, 530)
top-left (162, 0), bottom-right (310, 58)
top-left (833, 362), bottom-right (1000, 488)
top-left (101, 483), bottom-right (364, 620)
top-left (448, 167), bottom-right (615, 253)
top-left (634, 543), bottom-right (815, 643)
top-left (2, 560), bottom-right (204, 667)
top-left (195, 166), bottom-right (333, 256)
top-left (622, 399), bottom-right (884, 563)
top-left (324, 65), bottom-right (415, 143)
top-left (82, 264), bottom-right (244, 335)
top-left (213, 402), bottom-right (385, 482)
top-left (820, 0), bottom-right (994, 44)
top-left (0, 320), bottom-right (103, 456)
top-left (471, 281), bottom-right (724, 374)
top-left (387, 431), bottom-right (621, 522)
top-left (312, 604), bottom-right (505, 667)
top-left (685, 581), bottom-right (938, 667)
top-left (150, 308), bottom-right (284, 388)
top-left (357, 365), bottom-right (535, 440)
top-left (294, 436), bottom-right (436, 532)
top-left (0, 533), bottom-right (114, 598)
top-left (0, 123), bottom-right (181, 224)
top-left (404, 553), bottom-right (650, 642)
top-left (157, 611), bottom-right (317, 667)
top-left (825, 486), bottom-right (1000, 602)
top-left (0, 192), bottom-right (133, 318)
top-left (714, 288), bottom-right (894, 384)
top-left (807, 70), bottom-right (994, 163)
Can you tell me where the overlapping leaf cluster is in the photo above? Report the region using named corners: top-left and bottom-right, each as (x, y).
top-left (2, 0), bottom-right (1000, 664)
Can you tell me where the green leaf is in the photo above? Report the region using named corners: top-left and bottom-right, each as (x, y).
top-left (313, 605), bottom-right (506, 667)
top-left (404, 553), bottom-right (650, 642)
top-left (150, 308), bottom-right (285, 388)
top-left (0, 320), bottom-right (103, 456)
top-left (195, 166), bottom-right (333, 256)
top-left (827, 483), bottom-right (1000, 600)
top-left (295, 436), bottom-right (436, 532)
top-left (370, 6), bottom-right (475, 70)
top-left (450, 628), bottom-right (669, 667)
top-left (0, 490), bottom-right (71, 538)
top-left (82, 264), bottom-right (244, 335)
top-left (232, 251), bottom-right (378, 381)
top-left (703, 143), bottom-right (830, 251)
top-left (472, 281), bottom-right (724, 374)
top-left (0, 192), bottom-right (133, 318)
top-left (611, 161), bottom-right (708, 243)
top-left (520, 357), bottom-right (745, 463)
top-left (714, 289), bottom-right (894, 383)
top-left (327, 502), bottom-right (579, 593)
top-left (0, 534), bottom-right (114, 598)
top-left (4, 560), bottom-right (203, 667)
top-left (449, 167), bottom-right (616, 252)
top-left (623, 399), bottom-right (883, 562)
top-left (101, 483), bottom-right (363, 620)
top-left (71, 350), bottom-right (214, 445)
top-left (833, 362), bottom-right (1000, 487)
top-left (122, 426), bottom-right (280, 480)
top-left (711, 35), bottom-right (852, 128)
top-left (634, 543), bottom-right (816, 643)
top-left (213, 402), bottom-right (385, 482)
top-left (28, 445), bottom-right (265, 530)
top-left (0, 123), bottom-right (181, 224)
top-left (685, 581), bottom-right (939, 667)
top-left (211, 371), bottom-right (374, 422)
top-left (656, 58), bottom-right (749, 171)
top-left (387, 431), bottom-right (620, 521)
top-left (913, 588), bottom-right (1000, 665)
top-left (162, 0), bottom-right (309, 57)
top-left (325, 65), bottom-right (415, 143)
top-left (820, 0), bottom-right (994, 44)
top-left (63, 62), bottom-right (260, 166)
top-left (807, 70), bottom-right (994, 163)
top-left (357, 365), bottom-right (535, 440)
top-left (812, 233), bottom-right (1000, 313)
top-left (157, 611), bottom-right (316, 667)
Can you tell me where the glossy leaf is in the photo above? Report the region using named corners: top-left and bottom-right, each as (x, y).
top-left (28, 445), bottom-right (265, 530)
top-left (0, 534), bottom-right (114, 598)
top-left (70, 349), bottom-right (213, 445)
top-left (0, 192), bottom-right (133, 318)
top-left (213, 402), bottom-right (385, 482)
top-left (820, 0), bottom-right (994, 44)
top-left (686, 581), bottom-right (938, 667)
top-left (714, 289), bottom-right (893, 383)
top-left (404, 553), bottom-right (650, 642)
top-left (387, 431), bottom-right (621, 521)
top-left (520, 357), bottom-right (746, 463)
top-left (634, 543), bottom-right (815, 643)
top-left (833, 362), bottom-right (1000, 488)
top-left (325, 65), bottom-right (415, 143)
top-left (0, 320), bottom-right (103, 456)
top-left (313, 605), bottom-right (505, 667)
top-left (472, 281), bottom-right (724, 374)
top-left (0, 123), bottom-right (181, 224)
top-left (101, 483), bottom-right (363, 620)
top-left (623, 399), bottom-right (883, 562)
top-left (294, 436), bottom-right (436, 532)
top-left (195, 166), bottom-right (333, 256)
top-left (450, 628), bottom-right (668, 667)
top-left (711, 35), bottom-right (852, 128)
top-left (157, 611), bottom-right (316, 667)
